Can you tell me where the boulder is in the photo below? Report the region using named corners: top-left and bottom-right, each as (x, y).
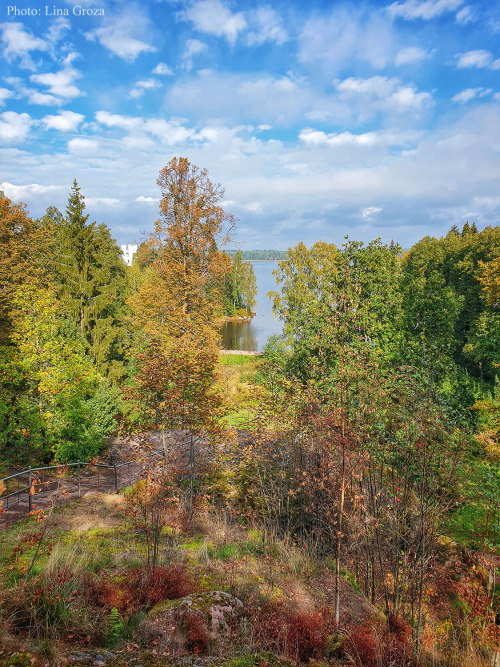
top-left (146, 591), bottom-right (244, 655)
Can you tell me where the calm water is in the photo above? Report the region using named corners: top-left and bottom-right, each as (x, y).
top-left (220, 261), bottom-right (283, 351)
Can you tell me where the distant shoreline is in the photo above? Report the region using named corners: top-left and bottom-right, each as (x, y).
top-left (219, 349), bottom-right (263, 356)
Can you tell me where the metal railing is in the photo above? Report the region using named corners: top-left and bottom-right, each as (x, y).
top-left (0, 448), bottom-right (165, 523)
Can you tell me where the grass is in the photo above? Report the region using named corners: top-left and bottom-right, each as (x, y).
top-left (0, 480), bottom-right (498, 666)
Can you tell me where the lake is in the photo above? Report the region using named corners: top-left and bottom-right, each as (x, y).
top-left (219, 261), bottom-right (283, 351)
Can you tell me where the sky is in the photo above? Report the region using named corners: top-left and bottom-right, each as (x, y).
top-left (1, 0), bottom-right (499, 250)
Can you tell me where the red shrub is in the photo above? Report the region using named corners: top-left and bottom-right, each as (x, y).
top-left (129, 564), bottom-right (195, 608)
top-left (341, 619), bottom-right (413, 667)
top-left (81, 574), bottom-right (133, 613)
top-left (182, 610), bottom-right (211, 654)
top-left (249, 601), bottom-right (335, 661)
top-left (341, 625), bottom-right (379, 667)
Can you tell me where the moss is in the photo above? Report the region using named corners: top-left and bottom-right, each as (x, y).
top-left (149, 597), bottom-right (180, 617)
top-left (0, 653), bottom-right (36, 667)
top-left (221, 652), bottom-right (290, 667)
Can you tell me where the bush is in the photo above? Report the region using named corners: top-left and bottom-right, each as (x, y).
top-left (129, 563), bottom-right (195, 608)
top-left (341, 617), bottom-right (413, 667)
top-left (249, 600), bottom-right (335, 661)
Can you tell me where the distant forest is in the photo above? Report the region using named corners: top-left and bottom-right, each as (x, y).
top-left (225, 249), bottom-right (288, 260)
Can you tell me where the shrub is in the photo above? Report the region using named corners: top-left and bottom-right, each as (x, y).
top-left (182, 610), bottom-right (211, 654)
top-left (249, 600), bottom-right (335, 661)
top-left (341, 617), bottom-right (413, 667)
top-left (129, 563), bottom-right (195, 608)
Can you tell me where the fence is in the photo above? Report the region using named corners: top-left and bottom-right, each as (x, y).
top-left (0, 449), bottom-right (165, 525)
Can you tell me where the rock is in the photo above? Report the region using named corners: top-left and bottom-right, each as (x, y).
top-left (146, 591), bottom-right (244, 655)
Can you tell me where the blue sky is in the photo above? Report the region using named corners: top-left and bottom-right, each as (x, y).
top-left (1, 0), bottom-right (499, 249)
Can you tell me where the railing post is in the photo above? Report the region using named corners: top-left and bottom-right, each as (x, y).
top-left (28, 467), bottom-right (32, 513)
top-left (114, 465), bottom-right (118, 493)
top-left (77, 462), bottom-right (81, 499)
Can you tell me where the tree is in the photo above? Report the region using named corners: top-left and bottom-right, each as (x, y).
top-left (52, 182), bottom-right (130, 380)
top-left (4, 282), bottom-right (106, 463)
top-left (129, 158), bottom-right (233, 504)
top-left (223, 250), bottom-right (257, 315)
top-left (0, 194), bottom-right (40, 345)
top-left (131, 157), bottom-right (233, 343)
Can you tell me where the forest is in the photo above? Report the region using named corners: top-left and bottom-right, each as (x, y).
top-left (0, 157), bottom-right (498, 667)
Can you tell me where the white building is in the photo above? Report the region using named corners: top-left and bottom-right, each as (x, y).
top-left (120, 244), bottom-right (138, 266)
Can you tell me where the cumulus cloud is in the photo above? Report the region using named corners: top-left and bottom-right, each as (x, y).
top-left (0, 182), bottom-right (64, 199)
top-left (95, 110), bottom-right (195, 145)
top-left (86, 11), bottom-right (156, 62)
top-left (0, 22), bottom-right (48, 69)
top-left (336, 76), bottom-right (432, 113)
top-left (153, 62), bottom-right (173, 76)
top-left (451, 87), bottom-right (492, 103)
top-left (0, 111), bottom-right (32, 144)
top-left (0, 88), bottom-right (13, 106)
top-left (129, 78), bottom-right (161, 99)
top-left (299, 128), bottom-right (419, 148)
top-left (455, 50), bottom-right (500, 69)
top-left (387, 0), bottom-right (464, 21)
top-left (42, 110), bottom-right (85, 131)
top-left (30, 68), bottom-right (83, 100)
top-left (181, 0), bottom-right (246, 44)
top-left (136, 195), bottom-right (160, 203)
top-left (395, 46), bottom-right (430, 65)
top-left (28, 91), bottom-right (64, 106)
top-left (246, 6), bottom-right (288, 46)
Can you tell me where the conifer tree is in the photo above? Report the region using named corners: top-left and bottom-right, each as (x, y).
top-left (54, 181), bottom-right (129, 379)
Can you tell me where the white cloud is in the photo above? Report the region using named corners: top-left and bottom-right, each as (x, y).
top-left (86, 197), bottom-right (122, 208)
top-left (153, 62), bottom-right (173, 76)
top-left (362, 206), bottom-right (383, 218)
top-left (46, 17), bottom-right (71, 44)
top-left (136, 195), bottom-right (160, 203)
top-left (395, 46), bottom-right (430, 65)
top-left (181, 0), bottom-right (246, 44)
top-left (167, 70), bottom-right (348, 125)
top-left (183, 39), bottom-right (208, 70)
top-left (0, 111), bottom-right (32, 144)
top-left (95, 111), bottom-right (195, 145)
top-left (456, 49), bottom-right (500, 69)
top-left (96, 111), bottom-right (142, 131)
top-left (298, 7), bottom-right (396, 72)
top-left (129, 78), bottom-right (161, 99)
top-left (246, 6), bottom-right (288, 46)
top-left (336, 76), bottom-right (432, 113)
top-left (387, 0), bottom-right (464, 20)
top-left (67, 138), bottom-right (100, 154)
top-left (42, 110), bottom-right (85, 132)
top-left (86, 11), bottom-right (156, 62)
top-left (30, 68), bottom-right (83, 100)
top-left (0, 182), bottom-right (64, 199)
top-left (455, 6), bottom-right (475, 24)
top-left (451, 87), bottom-right (492, 103)
top-left (0, 88), bottom-right (13, 106)
top-left (299, 128), bottom-right (418, 148)
top-left (0, 22), bottom-right (48, 69)
top-left (28, 91), bottom-right (64, 106)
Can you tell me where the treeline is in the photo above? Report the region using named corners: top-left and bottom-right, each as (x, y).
top-left (245, 229), bottom-right (499, 643)
top-left (225, 249), bottom-right (288, 260)
top-left (0, 162), bottom-right (253, 465)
